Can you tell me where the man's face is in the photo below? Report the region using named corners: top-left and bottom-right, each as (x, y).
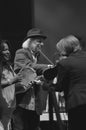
top-left (30, 38), bottom-right (44, 53)
top-left (2, 43), bottom-right (11, 61)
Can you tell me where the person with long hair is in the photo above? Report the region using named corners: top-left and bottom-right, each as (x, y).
top-left (13, 28), bottom-right (50, 130)
top-left (0, 40), bottom-right (22, 130)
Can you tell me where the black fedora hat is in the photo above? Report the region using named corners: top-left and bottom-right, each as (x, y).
top-left (24, 28), bottom-right (47, 41)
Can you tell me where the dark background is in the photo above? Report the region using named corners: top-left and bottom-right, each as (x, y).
top-left (0, 0), bottom-right (86, 63)
top-left (34, 0), bottom-right (86, 64)
top-left (0, 0), bottom-right (34, 61)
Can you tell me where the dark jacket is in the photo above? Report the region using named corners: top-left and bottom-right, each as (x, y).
top-left (56, 50), bottom-right (86, 111)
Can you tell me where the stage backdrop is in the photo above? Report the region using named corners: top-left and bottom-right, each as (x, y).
top-left (0, 0), bottom-right (34, 62)
top-left (34, 0), bottom-right (86, 64)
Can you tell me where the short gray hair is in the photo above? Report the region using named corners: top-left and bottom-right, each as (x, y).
top-left (56, 35), bottom-right (81, 56)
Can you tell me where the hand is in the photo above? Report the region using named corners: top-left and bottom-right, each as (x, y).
top-left (59, 55), bottom-right (67, 61)
top-left (10, 74), bottom-right (23, 84)
top-left (47, 64), bottom-right (53, 68)
top-left (35, 75), bottom-right (45, 82)
top-left (30, 79), bottom-right (43, 87)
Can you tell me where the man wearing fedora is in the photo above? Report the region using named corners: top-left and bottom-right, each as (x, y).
top-left (12, 28), bottom-right (49, 130)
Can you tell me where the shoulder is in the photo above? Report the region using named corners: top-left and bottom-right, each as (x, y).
top-left (59, 57), bottom-right (70, 65)
top-left (15, 48), bottom-right (25, 53)
top-left (15, 48), bottom-right (30, 55)
top-left (58, 56), bottom-right (74, 70)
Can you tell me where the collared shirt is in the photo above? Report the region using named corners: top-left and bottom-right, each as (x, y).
top-left (31, 50), bottom-right (37, 64)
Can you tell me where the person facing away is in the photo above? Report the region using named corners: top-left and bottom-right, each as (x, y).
top-left (45, 35), bottom-right (86, 130)
top-left (0, 40), bottom-right (22, 130)
top-left (13, 28), bottom-right (50, 130)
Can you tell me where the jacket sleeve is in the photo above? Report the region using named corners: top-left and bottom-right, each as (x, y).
top-left (32, 63), bottom-right (49, 76)
top-left (53, 62), bottom-right (69, 92)
top-left (14, 49), bottom-right (32, 73)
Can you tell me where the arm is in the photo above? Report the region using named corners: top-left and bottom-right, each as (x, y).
top-left (14, 49), bottom-right (50, 75)
top-left (53, 63), bottom-right (69, 92)
top-left (42, 63), bottom-right (68, 92)
top-left (1, 79), bottom-right (11, 88)
top-left (1, 77), bottom-right (17, 88)
top-left (14, 49), bottom-right (33, 73)
top-left (32, 63), bottom-right (49, 75)
top-left (1, 73), bottom-right (23, 89)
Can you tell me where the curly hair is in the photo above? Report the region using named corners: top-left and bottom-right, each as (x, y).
top-left (0, 40), bottom-right (10, 60)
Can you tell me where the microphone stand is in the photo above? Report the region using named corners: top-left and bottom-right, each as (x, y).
top-left (48, 84), bottom-right (66, 130)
